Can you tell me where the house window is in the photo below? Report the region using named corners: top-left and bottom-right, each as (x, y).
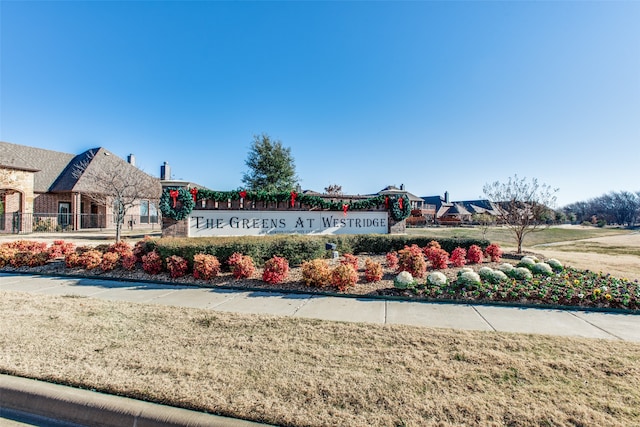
top-left (58, 202), bottom-right (71, 228)
top-left (140, 200), bottom-right (158, 224)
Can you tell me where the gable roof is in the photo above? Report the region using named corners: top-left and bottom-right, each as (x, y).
top-left (0, 141), bottom-right (75, 191)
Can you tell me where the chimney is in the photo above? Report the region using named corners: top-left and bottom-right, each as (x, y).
top-left (400, 184), bottom-right (405, 191)
top-left (161, 162), bottom-right (171, 180)
top-left (127, 154), bottom-right (136, 166)
top-left (444, 191), bottom-right (450, 203)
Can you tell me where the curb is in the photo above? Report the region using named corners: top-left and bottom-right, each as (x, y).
top-left (0, 374), bottom-right (269, 427)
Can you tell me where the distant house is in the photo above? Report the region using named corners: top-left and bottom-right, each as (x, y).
top-left (0, 141), bottom-right (161, 233)
top-left (422, 192), bottom-right (501, 225)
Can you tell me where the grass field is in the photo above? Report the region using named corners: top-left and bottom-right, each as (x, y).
top-left (1, 291), bottom-right (639, 427)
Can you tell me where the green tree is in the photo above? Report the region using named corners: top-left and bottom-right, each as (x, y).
top-left (242, 134), bottom-right (299, 192)
top-left (483, 175), bottom-right (558, 254)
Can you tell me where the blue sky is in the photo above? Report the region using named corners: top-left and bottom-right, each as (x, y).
top-left (1, 1), bottom-right (638, 207)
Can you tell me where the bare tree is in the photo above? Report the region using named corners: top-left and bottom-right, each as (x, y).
top-left (324, 184), bottom-right (343, 195)
top-left (471, 213), bottom-right (496, 239)
top-left (72, 149), bottom-right (161, 242)
top-left (483, 175), bottom-right (558, 253)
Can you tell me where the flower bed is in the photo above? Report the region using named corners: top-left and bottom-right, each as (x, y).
top-left (1, 240), bottom-right (639, 312)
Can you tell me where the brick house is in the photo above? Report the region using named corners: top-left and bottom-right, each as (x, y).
top-left (0, 141), bottom-right (161, 234)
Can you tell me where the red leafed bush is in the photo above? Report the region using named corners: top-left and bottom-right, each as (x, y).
top-left (340, 253), bottom-right (359, 271)
top-left (65, 252), bottom-right (81, 268)
top-left (108, 241), bottom-right (132, 257)
top-left (193, 253), bottom-right (221, 280)
top-left (166, 255), bottom-right (189, 278)
top-left (301, 259), bottom-right (331, 288)
top-left (100, 252), bottom-right (120, 272)
top-left (133, 238), bottom-right (153, 261)
top-left (331, 263), bottom-right (358, 291)
top-left (424, 247), bottom-right (450, 270)
top-left (142, 251), bottom-right (163, 275)
top-left (47, 241), bottom-right (75, 260)
top-left (78, 250), bottom-right (103, 270)
top-left (450, 247), bottom-right (467, 267)
top-left (227, 252), bottom-right (255, 279)
top-left (121, 252), bottom-right (137, 271)
top-left (364, 258), bottom-right (383, 283)
top-left (385, 252), bottom-right (398, 269)
top-left (485, 244), bottom-right (503, 262)
top-left (397, 244), bottom-right (427, 278)
top-left (466, 245), bottom-right (484, 264)
top-left (11, 251), bottom-right (48, 268)
top-left (262, 256), bottom-right (290, 284)
top-left (0, 246), bottom-right (17, 268)
top-left (4, 240), bottom-right (48, 253)
top-left (426, 240), bottom-right (441, 250)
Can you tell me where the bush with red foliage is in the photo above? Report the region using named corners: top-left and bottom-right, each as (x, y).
top-left (301, 259), bottom-right (331, 288)
top-left (78, 250), bottom-right (103, 270)
top-left (142, 251), bottom-right (163, 275)
top-left (397, 244), bottom-right (427, 278)
top-left (340, 253), bottom-right (359, 271)
top-left (449, 247), bottom-right (467, 268)
top-left (331, 263), bottom-right (358, 291)
top-left (192, 253), bottom-right (221, 280)
top-left (364, 258), bottom-right (383, 283)
top-left (121, 252), bottom-right (137, 271)
top-left (227, 252), bottom-right (255, 279)
top-left (424, 247), bottom-right (449, 270)
top-left (262, 256), bottom-right (290, 284)
top-left (100, 252), bottom-right (120, 271)
top-left (466, 245), bottom-right (484, 264)
top-left (166, 255), bottom-right (189, 278)
top-left (47, 240), bottom-right (75, 260)
top-left (485, 244), bottom-right (503, 262)
top-left (108, 241), bottom-right (132, 257)
top-left (385, 252), bottom-right (398, 269)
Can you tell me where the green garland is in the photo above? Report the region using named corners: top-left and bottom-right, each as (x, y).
top-left (159, 187), bottom-right (196, 220)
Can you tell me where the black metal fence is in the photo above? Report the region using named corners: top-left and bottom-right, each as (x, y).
top-left (0, 213), bottom-right (159, 234)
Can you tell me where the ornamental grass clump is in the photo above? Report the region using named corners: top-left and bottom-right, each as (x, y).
top-left (227, 252), bottom-right (255, 279)
top-left (166, 255), bottom-right (189, 278)
top-left (141, 251), bottom-right (163, 275)
top-left (456, 270), bottom-right (482, 288)
top-left (394, 271), bottom-right (417, 289)
top-left (193, 254), bottom-right (221, 280)
top-left (364, 258), bottom-right (383, 283)
top-left (547, 258), bottom-right (564, 272)
top-left (426, 271), bottom-right (448, 287)
top-left (262, 256), bottom-right (290, 285)
top-left (331, 263), bottom-right (358, 291)
top-left (301, 259), bottom-right (331, 288)
top-left (531, 262), bottom-right (554, 276)
top-left (397, 245), bottom-right (427, 278)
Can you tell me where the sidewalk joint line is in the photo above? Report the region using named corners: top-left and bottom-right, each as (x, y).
top-left (567, 311), bottom-right (624, 341)
top-left (471, 305), bottom-right (496, 331)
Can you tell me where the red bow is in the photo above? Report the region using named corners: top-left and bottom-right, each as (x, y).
top-left (290, 191), bottom-right (297, 207)
top-left (385, 196), bottom-right (389, 209)
top-left (342, 204), bottom-right (349, 216)
top-left (169, 190), bottom-right (179, 208)
top-left (239, 190), bottom-right (247, 199)
top-left (398, 197), bottom-right (403, 210)
top-left (189, 187), bottom-right (198, 202)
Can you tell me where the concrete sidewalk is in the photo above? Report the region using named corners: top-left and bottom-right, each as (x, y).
top-left (2, 272), bottom-right (639, 342)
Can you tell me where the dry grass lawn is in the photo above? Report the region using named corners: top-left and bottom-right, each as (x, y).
top-left (2, 291), bottom-right (640, 427)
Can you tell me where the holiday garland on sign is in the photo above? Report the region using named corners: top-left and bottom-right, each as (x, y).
top-left (159, 187), bottom-right (196, 220)
top-left (159, 188), bottom-right (412, 221)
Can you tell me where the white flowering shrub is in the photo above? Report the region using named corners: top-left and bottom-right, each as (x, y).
top-left (531, 262), bottom-right (553, 276)
top-left (517, 257), bottom-right (537, 269)
top-left (457, 270), bottom-right (481, 288)
top-left (491, 270), bottom-right (509, 283)
top-left (394, 271), bottom-right (416, 289)
top-left (547, 258), bottom-right (564, 272)
top-left (497, 263), bottom-right (515, 274)
top-left (459, 267), bottom-right (474, 274)
top-left (512, 267), bottom-right (533, 280)
top-left (478, 267), bottom-right (495, 282)
top-left (426, 271), bottom-right (448, 286)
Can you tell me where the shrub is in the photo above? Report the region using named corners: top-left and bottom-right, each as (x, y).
top-left (517, 257), bottom-right (537, 269)
top-left (394, 271), bottom-right (417, 289)
top-left (133, 238), bottom-right (153, 261)
top-left (78, 250), bottom-right (103, 270)
top-left (547, 258), bottom-right (564, 272)
top-left (340, 253), bottom-right (359, 271)
top-left (262, 256), bottom-right (290, 284)
top-left (11, 251), bottom-right (48, 268)
top-left (47, 241), bottom-right (75, 260)
top-left (364, 258), bottom-right (383, 283)
top-left (478, 267), bottom-right (495, 282)
top-left (484, 244), bottom-right (503, 263)
top-left (108, 241), bottom-right (133, 257)
top-left (385, 252), bottom-right (398, 269)
top-left (301, 259), bottom-right (331, 288)
top-left (456, 270), bottom-right (481, 288)
top-left (142, 251), bottom-right (163, 275)
top-left (424, 247), bottom-right (449, 270)
top-left (497, 263), bottom-right (515, 274)
top-left (331, 263), bottom-right (358, 291)
top-left (426, 240), bottom-right (441, 250)
top-left (426, 271), bottom-right (448, 287)
top-left (397, 245), bottom-right (427, 277)
top-left (227, 252), bottom-right (255, 279)
top-left (450, 247), bottom-right (467, 267)
top-left (193, 253), bottom-right (221, 280)
top-left (531, 262), bottom-right (553, 276)
top-left (100, 252), bottom-right (120, 271)
top-left (166, 255), bottom-right (189, 278)
top-left (466, 245), bottom-right (483, 264)
top-left (512, 267), bottom-right (533, 280)
top-left (65, 252), bottom-right (81, 268)
top-left (0, 247), bottom-right (16, 268)
top-left (490, 270), bottom-right (509, 283)
top-left (121, 252), bottom-right (137, 271)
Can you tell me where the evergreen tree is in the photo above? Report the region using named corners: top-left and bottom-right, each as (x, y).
top-left (242, 134), bottom-right (299, 192)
